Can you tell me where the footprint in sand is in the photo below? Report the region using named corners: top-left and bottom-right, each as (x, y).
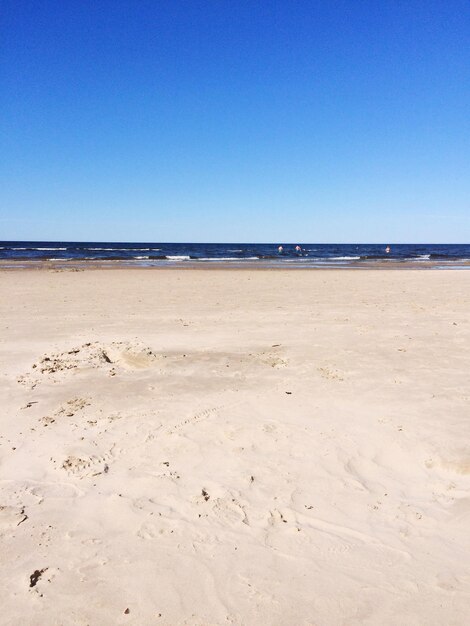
top-left (253, 348), bottom-right (288, 369)
top-left (167, 406), bottom-right (221, 434)
top-left (212, 496), bottom-right (249, 527)
top-left (58, 444), bottom-right (121, 479)
top-left (40, 397), bottom-right (91, 426)
top-left (268, 508), bottom-right (290, 527)
top-left (318, 366), bottom-right (344, 381)
top-left (192, 489), bottom-right (249, 527)
top-left (0, 480), bottom-right (81, 509)
top-left (137, 522), bottom-right (162, 540)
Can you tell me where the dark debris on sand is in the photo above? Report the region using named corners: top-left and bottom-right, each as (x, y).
top-left (29, 568), bottom-right (47, 588)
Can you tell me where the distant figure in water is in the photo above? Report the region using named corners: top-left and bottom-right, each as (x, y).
top-left (385, 245), bottom-right (391, 254)
top-left (295, 245), bottom-right (302, 253)
top-left (278, 245), bottom-right (283, 254)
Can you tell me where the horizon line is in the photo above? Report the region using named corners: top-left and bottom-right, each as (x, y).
top-left (1, 240), bottom-right (469, 246)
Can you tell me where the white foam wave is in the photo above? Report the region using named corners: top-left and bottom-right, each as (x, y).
top-left (282, 257), bottom-right (321, 262)
top-left (403, 255), bottom-right (431, 261)
top-left (9, 247), bottom-right (67, 251)
top-left (87, 247), bottom-right (151, 251)
top-left (329, 256), bottom-right (361, 261)
top-left (133, 256), bottom-right (149, 260)
top-left (165, 255), bottom-right (191, 261)
top-left (197, 257), bottom-right (259, 261)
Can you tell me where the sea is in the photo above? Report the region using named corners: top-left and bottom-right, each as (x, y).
top-left (1, 242), bottom-right (470, 268)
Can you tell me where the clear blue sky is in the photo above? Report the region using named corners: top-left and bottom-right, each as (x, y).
top-left (1, 0), bottom-right (469, 242)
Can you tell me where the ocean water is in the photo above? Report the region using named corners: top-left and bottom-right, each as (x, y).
top-left (1, 242), bottom-right (470, 268)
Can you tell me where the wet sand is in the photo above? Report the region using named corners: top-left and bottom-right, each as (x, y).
top-left (1, 258), bottom-right (470, 271)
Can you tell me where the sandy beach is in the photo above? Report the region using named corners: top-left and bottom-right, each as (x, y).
top-left (1, 267), bottom-right (470, 625)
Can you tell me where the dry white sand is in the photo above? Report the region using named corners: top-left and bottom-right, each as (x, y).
top-left (1, 268), bottom-right (470, 625)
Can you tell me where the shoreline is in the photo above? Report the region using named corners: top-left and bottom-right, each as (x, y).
top-left (1, 259), bottom-right (470, 271)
